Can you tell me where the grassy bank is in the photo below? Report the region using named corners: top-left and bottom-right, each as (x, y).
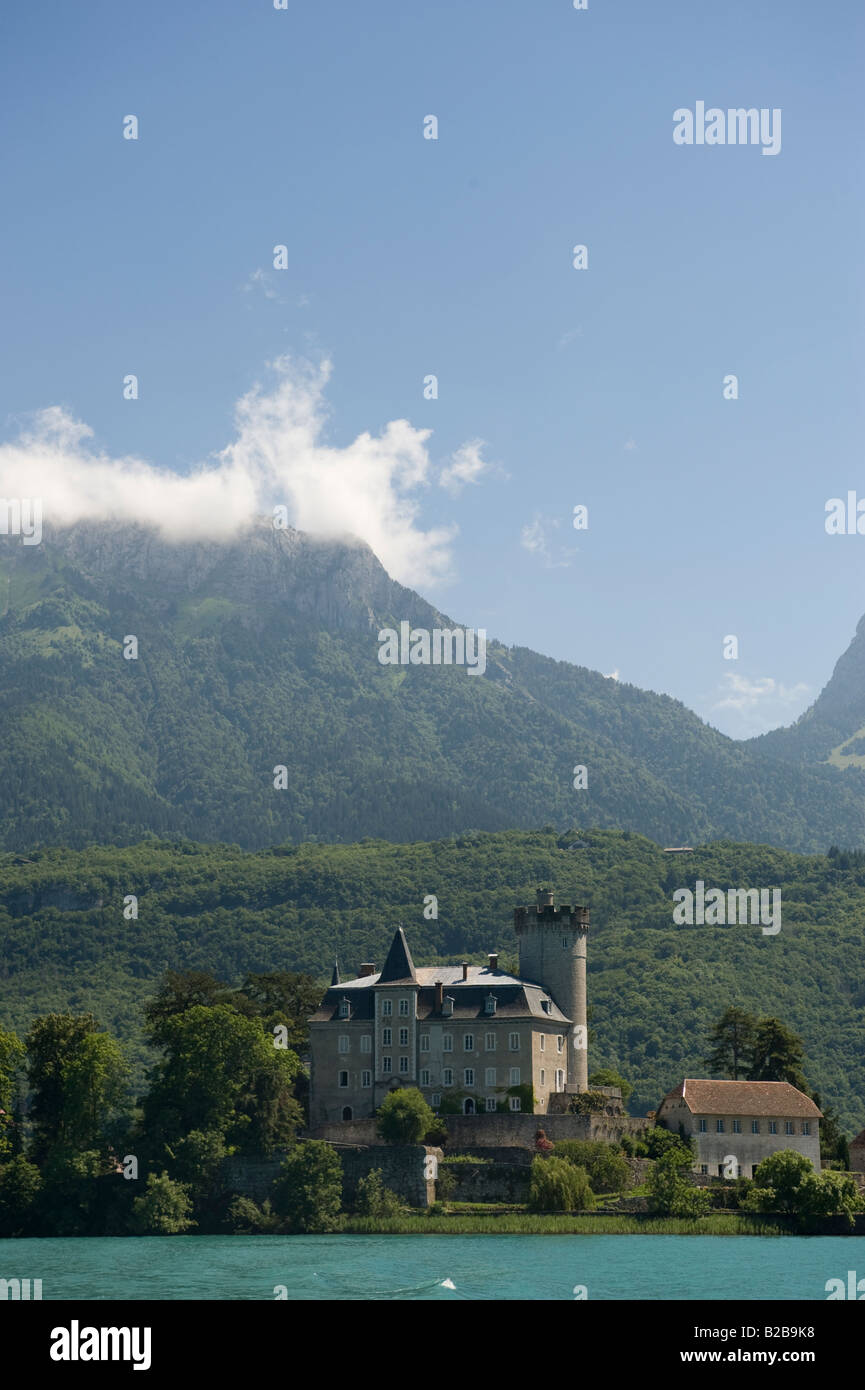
top-left (341, 1212), bottom-right (791, 1235)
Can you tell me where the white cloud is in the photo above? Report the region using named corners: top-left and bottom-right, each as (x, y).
top-left (0, 356), bottom-right (476, 588)
top-left (241, 268), bottom-right (281, 300)
top-left (709, 672), bottom-right (811, 737)
top-left (520, 514), bottom-right (575, 569)
top-left (439, 439), bottom-right (489, 496)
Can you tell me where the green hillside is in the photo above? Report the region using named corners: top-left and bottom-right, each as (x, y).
top-left (1, 521), bottom-right (863, 853)
top-left (1, 827), bottom-right (862, 1131)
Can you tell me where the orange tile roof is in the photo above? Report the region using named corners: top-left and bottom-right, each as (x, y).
top-left (662, 1079), bottom-right (821, 1118)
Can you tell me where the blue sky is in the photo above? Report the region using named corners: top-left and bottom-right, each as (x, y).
top-left (1, 0), bottom-right (863, 737)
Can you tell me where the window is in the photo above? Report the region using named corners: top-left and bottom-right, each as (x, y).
top-left (361, 1070), bottom-right (371, 1088)
top-left (717, 1164), bottom-right (726, 1177)
top-left (485, 1032), bottom-right (496, 1051)
top-left (420, 1033), bottom-right (430, 1052)
top-left (732, 1119), bottom-right (741, 1134)
top-left (562, 937), bottom-right (569, 948)
top-left (464, 1033), bottom-right (474, 1052)
top-left (802, 1121), bottom-right (810, 1136)
top-left (382, 1028), bottom-right (392, 1046)
top-left (382, 999), bottom-right (392, 1016)
top-left (338, 1035), bottom-right (349, 1053)
top-left (539, 1035), bottom-right (546, 1052)
top-left (420, 1069), bottom-right (430, 1086)
top-left (751, 1120), bottom-right (759, 1134)
top-left (360, 1035), bottom-right (371, 1053)
top-left (431, 1093), bottom-right (441, 1108)
top-left (342, 1106), bottom-right (352, 1121)
top-left (399, 1056), bottom-right (409, 1074)
top-left (442, 997), bottom-right (454, 1017)
top-left (485, 995), bottom-right (497, 1015)
top-left (716, 1119), bottom-right (724, 1133)
top-left (443, 1033), bottom-right (453, 1053)
top-left (338, 999), bottom-right (350, 1019)
top-left (556, 1035), bottom-right (564, 1053)
top-left (540, 1069), bottom-right (545, 1087)
top-left (382, 1057), bottom-right (392, 1074)
top-left (399, 1028), bottom-right (408, 1046)
top-left (555, 1069), bottom-right (564, 1092)
top-left (486, 1097), bottom-right (497, 1112)
top-left (700, 1165), bottom-right (708, 1175)
top-left (338, 1070), bottom-right (349, 1088)
top-left (785, 1121), bottom-right (794, 1136)
top-left (509, 1097), bottom-right (521, 1112)
top-left (769, 1121), bottom-right (777, 1135)
top-left (464, 1068), bottom-right (474, 1087)
top-left (509, 1032), bottom-right (520, 1051)
top-left (485, 1067), bottom-right (496, 1086)
top-left (443, 1068), bottom-right (453, 1086)
top-left (399, 998), bottom-right (409, 1016)
top-left (509, 1067), bottom-right (520, 1085)
top-left (698, 1118), bottom-right (707, 1133)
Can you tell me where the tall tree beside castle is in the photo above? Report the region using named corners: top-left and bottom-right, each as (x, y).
top-left (704, 1008), bottom-right (757, 1080)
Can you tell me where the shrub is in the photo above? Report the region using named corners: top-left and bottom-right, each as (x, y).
top-left (553, 1140), bottom-right (630, 1194)
top-left (528, 1156), bottom-right (594, 1212)
top-left (377, 1088), bottom-right (435, 1145)
top-left (227, 1195), bottom-right (280, 1233)
top-left (131, 1172), bottom-right (195, 1234)
top-left (354, 1169), bottom-right (402, 1217)
top-left (271, 1140), bottom-right (343, 1233)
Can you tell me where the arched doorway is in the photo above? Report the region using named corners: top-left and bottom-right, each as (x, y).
top-left (463, 1098), bottom-right (475, 1115)
top-left (342, 1106), bottom-right (353, 1121)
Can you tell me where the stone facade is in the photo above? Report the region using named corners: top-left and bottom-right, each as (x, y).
top-left (308, 889), bottom-right (591, 1127)
top-left (850, 1129), bottom-right (865, 1175)
top-left (656, 1079), bottom-right (822, 1177)
top-left (222, 1145), bottom-right (441, 1209)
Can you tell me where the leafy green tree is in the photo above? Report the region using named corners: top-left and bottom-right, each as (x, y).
top-left (377, 1088), bottom-right (435, 1145)
top-left (131, 1172), bottom-right (195, 1234)
top-left (271, 1140), bottom-right (343, 1233)
top-left (25, 1014), bottom-right (128, 1163)
top-left (139, 1004), bottom-right (301, 1155)
top-left (0, 1155), bottom-right (42, 1236)
top-left (235, 971), bottom-right (322, 1052)
top-left (0, 1025), bottom-right (25, 1161)
top-left (744, 1150), bottom-right (814, 1214)
top-left (645, 1127), bottom-right (694, 1162)
top-left (647, 1149), bottom-right (710, 1217)
top-left (745, 1152), bottom-right (862, 1228)
top-left (143, 972), bottom-right (234, 1045)
top-left (354, 1168), bottom-right (402, 1217)
top-left (705, 1007), bottom-right (757, 1080)
top-left (589, 1069), bottom-right (633, 1103)
top-left (747, 1018), bottom-right (808, 1090)
top-left (38, 1147), bottom-right (108, 1236)
top-left (227, 1195), bottom-right (280, 1233)
top-left (553, 1140), bottom-right (630, 1194)
top-left (528, 1156), bottom-right (593, 1212)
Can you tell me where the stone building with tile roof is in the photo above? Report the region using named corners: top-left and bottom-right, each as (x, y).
top-left (308, 889), bottom-right (589, 1127)
top-left (656, 1079), bottom-right (822, 1177)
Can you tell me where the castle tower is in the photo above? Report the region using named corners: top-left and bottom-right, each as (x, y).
top-left (514, 887), bottom-right (589, 1092)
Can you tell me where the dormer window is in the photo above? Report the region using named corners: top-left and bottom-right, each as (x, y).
top-left (485, 994), bottom-right (497, 1015)
top-left (442, 996), bottom-right (454, 1018)
top-left (338, 997), bottom-right (351, 1019)
top-left (541, 999), bottom-right (551, 1014)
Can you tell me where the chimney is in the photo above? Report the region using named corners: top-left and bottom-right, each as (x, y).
top-left (488, 952), bottom-right (499, 972)
top-left (461, 961), bottom-right (469, 981)
top-left (359, 962), bottom-right (376, 977)
top-left (537, 887), bottom-right (554, 909)
top-left (434, 980), bottom-right (444, 1009)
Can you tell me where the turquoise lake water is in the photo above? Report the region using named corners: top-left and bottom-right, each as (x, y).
top-left (2, 1234), bottom-right (863, 1300)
